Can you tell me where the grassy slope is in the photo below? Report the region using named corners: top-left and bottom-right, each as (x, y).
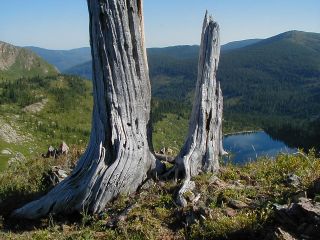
top-left (0, 75), bottom-right (92, 171)
top-left (0, 149), bottom-right (319, 239)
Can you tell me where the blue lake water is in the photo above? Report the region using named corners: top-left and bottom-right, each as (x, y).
top-left (222, 131), bottom-right (297, 165)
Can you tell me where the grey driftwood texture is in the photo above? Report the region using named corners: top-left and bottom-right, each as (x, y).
top-left (12, 0), bottom-right (160, 219)
top-left (174, 12), bottom-right (225, 206)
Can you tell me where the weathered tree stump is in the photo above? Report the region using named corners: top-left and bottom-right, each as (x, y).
top-left (12, 0), bottom-right (162, 219)
top-left (174, 12), bottom-right (225, 206)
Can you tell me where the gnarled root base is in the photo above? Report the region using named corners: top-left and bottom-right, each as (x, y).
top-left (176, 178), bottom-right (196, 207)
top-left (11, 141), bottom-right (159, 219)
top-left (171, 12), bottom-right (224, 207)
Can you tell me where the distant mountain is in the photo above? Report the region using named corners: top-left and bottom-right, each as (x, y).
top-left (22, 31), bottom-right (320, 150)
top-left (26, 46), bottom-right (91, 72)
top-left (147, 30), bottom-right (320, 121)
top-left (221, 39), bottom-right (262, 51)
top-left (148, 45), bottom-right (200, 59)
top-left (41, 30), bottom-right (320, 120)
top-left (30, 39), bottom-right (261, 80)
top-left (0, 41), bottom-right (58, 81)
top-left (65, 60), bottom-right (92, 80)
top-left (219, 30), bottom-right (320, 119)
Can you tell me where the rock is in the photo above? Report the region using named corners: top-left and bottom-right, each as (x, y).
top-left (313, 178), bottom-right (320, 194)
top-left (274, 198), bottom-right (320, 239)
top-left (296, 197), bottom-right (320, 217)
top-left (0, 119), bottom-right (28, 144)
top-left (0, 149), bottom-right (11, 155)
top-left (223, 207), bottom-right (237, 217)
top-left (303, 224), bottom-right (319, 237)
top-left (228, 199), bottom-right (248, 209)
top-left (291, 191), bottom-right (307, 203)
top-left (59, 141), bottom-right (69, 155)
top-left (209, 175), bottom-right (227, 188)
top-left (285, 174), bottom-right (301, 188)
top-left (274, 209), bottom-right (298, 230)
top-left (45, 166), bottom-right (69, 187)
top-left (308, 178), bottom-right (320, 198)
top-left (275, 227), bottom-right (297, 240)
top-left (22, 98), bottom-right (48, 113)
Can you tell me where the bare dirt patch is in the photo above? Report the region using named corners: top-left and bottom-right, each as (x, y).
top-left (22, 98), bottom-right (48, 113)
top-left (0, 119), bottom-right (28, 144)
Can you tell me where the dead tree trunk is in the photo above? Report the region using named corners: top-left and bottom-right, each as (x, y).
top-left (12, 0), bottom-right (161, 219)
top-left (174, 12), bottom-right (225, 206)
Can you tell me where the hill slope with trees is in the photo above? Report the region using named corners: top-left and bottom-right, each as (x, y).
top-left (26, 46), bottom-right (91, 72)
top-left (35, 31), bottom-right (320, 150)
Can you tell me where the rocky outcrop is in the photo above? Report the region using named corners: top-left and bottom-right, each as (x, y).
top-left (22, 98), bottom-right (48, 113)
top-left (274, 197), bottom-right (320, 239)
top-left (0, 118), bottom-right (29, 144)
top-left (0, 41), bottom-right (58, 79)
top-left (0, 41), bottom-right (20, 71)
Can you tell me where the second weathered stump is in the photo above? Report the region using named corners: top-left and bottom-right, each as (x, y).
top-left (174, 12), bottom-right (225, 206)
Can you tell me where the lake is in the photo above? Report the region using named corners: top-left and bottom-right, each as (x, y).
top-left (223, 131), bottom-right (297, 164)
top-left (0, 131), bottom-right (297, 171)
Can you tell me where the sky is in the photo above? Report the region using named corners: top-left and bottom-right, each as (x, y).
top-left (0, 0), bottom-right (319, 50)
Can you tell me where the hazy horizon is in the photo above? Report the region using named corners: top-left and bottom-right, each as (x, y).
top-left (0, 0), bottom-right (319, 50)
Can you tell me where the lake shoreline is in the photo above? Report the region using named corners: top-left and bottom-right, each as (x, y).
top-left (223, 130), bottom-right (296, 164)
top-left (223, 129), bottom-right (262, 137)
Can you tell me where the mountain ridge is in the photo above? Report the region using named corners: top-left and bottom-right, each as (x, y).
top-left (25, 46), bottom-right (91, 72)
top-left (26, 38), bottom-right (263, 78)
top-left (0, 41), bottom-right (58, 81)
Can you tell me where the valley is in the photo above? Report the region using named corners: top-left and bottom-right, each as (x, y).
top-left (1, 30), bottom-right (319, 170)
top-left (30, 31), bottom-right (320, 151)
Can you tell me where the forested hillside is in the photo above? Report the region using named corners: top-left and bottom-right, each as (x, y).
top-left (151, 31), bottom-right (320, 150)
top-left (26, 46), bottom-right (91, 72)
top-left (0, 74), bottom-right (92, 170)
top-left (150, 31), bottom-right (320, 151)
top-left (26, 31), bottom-right (320, 151)
top-left (219, 31), bottom-right (320, 150)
